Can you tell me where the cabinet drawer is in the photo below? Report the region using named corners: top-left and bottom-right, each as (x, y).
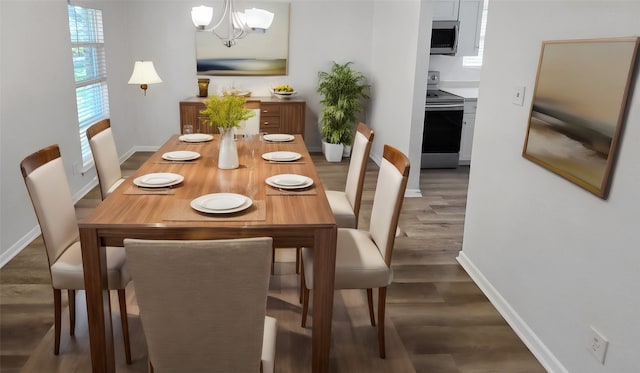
top-left (261, 104), bottom-right (281, 117)
top-left (260, 117), bottom-right (281, 132)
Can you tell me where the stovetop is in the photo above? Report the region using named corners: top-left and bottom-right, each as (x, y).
top-left (426, 89), bottom-right (464, 104)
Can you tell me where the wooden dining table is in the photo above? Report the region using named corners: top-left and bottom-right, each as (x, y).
top-left (79, 133), bottom-right (337, 372)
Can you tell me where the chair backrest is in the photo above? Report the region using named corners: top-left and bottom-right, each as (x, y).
top-left (20, 145), bottom-right (79, 270)
top-left (124, 237), bottom-right (273, 373)
top-left (237, 101), bottom-right (261, 136)
top-left (369, 145), bottom-right (410, 265)
top-left (344, 122), bottom-right (374, 226)
top-left (86, 119), bottom-right (122, 200)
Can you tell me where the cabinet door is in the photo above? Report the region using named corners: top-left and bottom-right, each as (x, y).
top-left (279, 102), bottom-right (306, 137)
top-left (459, 113), bottom-right (475, 164)
top-left (457, 0), bottom-right (483, 56)
top-left (433, 0), bottom-right (459, 20)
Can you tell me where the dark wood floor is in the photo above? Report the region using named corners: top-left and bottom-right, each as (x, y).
top-left (0, 152), bottom-right (546, 372)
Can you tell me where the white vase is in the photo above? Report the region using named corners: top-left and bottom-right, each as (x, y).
top-left (322, 141), bottom-right (343, 162)
top-left (217, 127), bottom-right (239, 169)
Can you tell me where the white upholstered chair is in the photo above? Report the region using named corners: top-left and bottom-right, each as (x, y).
top-left (86, 119), bottom-right (125, 200)
top-left (20, 145), bottom-right (132, 363)
top-left (124, 237), bottom-right (277, 373)
top-left (236, 100), bottom-right (261, 137)
top-left (300, 144), bottom-right (410, 358)
top-left (326, 122), bottom-right (374, 229)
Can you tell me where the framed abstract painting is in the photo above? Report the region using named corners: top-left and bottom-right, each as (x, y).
top-left (522, 37), bottom-right (639, 198)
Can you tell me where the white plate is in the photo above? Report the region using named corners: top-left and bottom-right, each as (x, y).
top-left (266, 174), bottom-right (314, 190)
top-left (263, 134), bottom-right (295, 142)
top-left (191, 193), bottom-right (253, 214)
top-left (261, 151), bottom-right (302, 162)
top-left (179, 133), bottom-right (213, 143)
top-left (133, 173), bottom-right (184, 188)
top-left (162, 151), bottom-right (201, 161)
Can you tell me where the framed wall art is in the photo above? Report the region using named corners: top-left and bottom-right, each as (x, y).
top-left (195, 1), bottom-right (290, 76)
top-left (522, 37), bottom-right (640, 198)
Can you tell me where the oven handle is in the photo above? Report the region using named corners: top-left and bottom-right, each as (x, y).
top-left (425, 103), bottom-right (464, 111)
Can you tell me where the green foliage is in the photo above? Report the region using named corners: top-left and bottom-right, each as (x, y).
top-left (317, 62), bottom-right (370, 145)
top-left (200, 94), bottom-right (255, 129)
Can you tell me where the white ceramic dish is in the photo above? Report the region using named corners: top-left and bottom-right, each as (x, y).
top-left (162, 150), bottom-right (201, 161)
top-left (190, 193), bottom-right (253, 214)
top-left (265, 174), bottom-right (313, 190)
top-left (133, 173), bottom-right (184, 188)
top-left (179, 133), bottom-right (213, 143)
top-left (261, 151), bottom-right (302, 162)
top-left (270, 89), bottom-right (297, 99)
top-left (263, 134), bottom-right (295, 142)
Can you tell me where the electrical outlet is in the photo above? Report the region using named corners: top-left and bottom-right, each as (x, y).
top-left (588, 326), bottom-right (608, 364)
top-left (512, 86), bottom-right (525, 106)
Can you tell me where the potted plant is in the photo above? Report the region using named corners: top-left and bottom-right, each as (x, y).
top-left (200, 94), bottom-right (255, 169)
top-left (317, 61), bottom-right (370, 162)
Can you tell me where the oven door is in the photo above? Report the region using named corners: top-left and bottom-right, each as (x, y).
top-left (421, 103), bottom-right (464, 168)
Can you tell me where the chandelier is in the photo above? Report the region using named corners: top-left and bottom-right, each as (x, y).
top-left (191, 1), bottom-right (275, 48)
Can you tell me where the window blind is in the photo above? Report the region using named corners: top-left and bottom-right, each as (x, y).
top-left (68, 5), bottom-right (110, 167)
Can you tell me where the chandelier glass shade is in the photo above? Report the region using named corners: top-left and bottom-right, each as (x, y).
top-left (191, 1), bottom-right (274, 47)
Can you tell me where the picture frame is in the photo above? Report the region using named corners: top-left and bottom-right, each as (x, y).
top-left (195, 1), bottom-right (290, 76)
top-left (522, 37), bottom-right (640, 198)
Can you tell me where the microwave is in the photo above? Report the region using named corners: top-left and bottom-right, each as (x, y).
top-left (431, 20), bottom-right (459, 55)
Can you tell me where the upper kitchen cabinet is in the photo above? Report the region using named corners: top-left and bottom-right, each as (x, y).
top-left (433, 0), bottom-right (460, 21)
top-left (432, 0), bottom-right (484, 57)
top-left (458, 0), bottom-right (484, 56)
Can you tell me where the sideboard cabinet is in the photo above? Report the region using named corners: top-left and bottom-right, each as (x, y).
top-left (179, 96), bottom-right (306, 137)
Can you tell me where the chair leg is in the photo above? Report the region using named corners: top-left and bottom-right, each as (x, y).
top-left (366, 288), bottom-right (376, 326)
top-left (271, 246), bottom-right (275, 275)
top-left (299, 256), bottom-right (305, 304)
top-left (118, 289), bottom-right (132, 364)
top-left (377, 287), bottom-right (387, 359)
top-left (68, 289), bottom-right (76, 336)
top-left (301, 286), bottom-right (310, 328)
top-left (53, 289), bottom-right (61, 355)
top-left (295, 247), bottom-right (300, 274)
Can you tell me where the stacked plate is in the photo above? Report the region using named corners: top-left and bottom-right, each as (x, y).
top-left (261, 151), bottom-right (301, 162)
top-left (191, 193), bottom-right (253, 214)
top-left (265, 174), bottom-right (314, 190)
top-left (133, 173), bottom-right (184, 188)
top-left (162, 151), bottom-right (200, 161)
top-left (179, 133), bottom-right (213, 143)
top-left (263, 134), bottom-right (294, 142)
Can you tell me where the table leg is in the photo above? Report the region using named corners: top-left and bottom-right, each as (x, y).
top-left (312, 226), bottom-right (337, 373)
top-left (80, 228), bottom-right (115, 373)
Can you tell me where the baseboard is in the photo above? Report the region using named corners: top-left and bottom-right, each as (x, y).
top-left (456, 251), bottom-right (568, 373)
top-left (405, 188), bottom-right (422, 198)
top-left (0, 225), bottom-right (41, 268)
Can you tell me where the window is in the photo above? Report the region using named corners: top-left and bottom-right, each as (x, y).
top-left (68, 5), bottom-right (110, 167)
top-left (463, 0), bottom-right (489, 67)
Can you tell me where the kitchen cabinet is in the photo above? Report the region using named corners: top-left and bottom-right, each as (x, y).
top-left (457, 0), bottom-right (484, 56)
top-left (179, 97), bottom-right (306, 137)
top-left (431, 0), bottom-right (484, 57)
top-left (459, 99), bottom-right (477, 165)
top-left (433, 0), bottom-right (459, 21)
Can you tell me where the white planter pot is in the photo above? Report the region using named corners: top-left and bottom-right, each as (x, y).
top-left (342, 144), bottom-right (352, 158)
top-left (322, 141), bottom-right (343, 162)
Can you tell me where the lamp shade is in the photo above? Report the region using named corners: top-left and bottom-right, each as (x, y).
top-left (244, 8), bottom-right (274, 31)
top-left (192, 5), bottom-right (213, 28)
top-left (128, 61), bottom-right (162, 85)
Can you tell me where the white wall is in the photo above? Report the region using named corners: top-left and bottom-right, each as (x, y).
top-left (460, 1), bottom-right (640, 372)
top-left (1, 0), bottom-right (429, 264)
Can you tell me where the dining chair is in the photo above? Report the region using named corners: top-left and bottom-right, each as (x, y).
top-left (237, 100), bottom-right (261, 136)
top-left (300, 144), bottom-right (410, 358)
top-left (124, 237), bottom-right (277, 373)
top-left (86, 118), bottom-right (125, 200)
top-left (286, 122), bottom-right (374, 278)
top-left (20, 144), bottom-right (132, 363)
top-left (326, 122), bottom-right (374, 228)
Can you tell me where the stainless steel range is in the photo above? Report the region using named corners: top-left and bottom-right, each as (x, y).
top-left (421, 71), bottom-right (464, 168)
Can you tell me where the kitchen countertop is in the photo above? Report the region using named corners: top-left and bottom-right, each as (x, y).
top-left (441, 87), bottom-right (479, 100)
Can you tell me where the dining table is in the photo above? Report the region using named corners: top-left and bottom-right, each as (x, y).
top-left (79, 133), bottom-right (337, 373)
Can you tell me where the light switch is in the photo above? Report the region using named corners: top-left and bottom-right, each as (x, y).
top-left (512, 86), bottom-right (526, 106)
